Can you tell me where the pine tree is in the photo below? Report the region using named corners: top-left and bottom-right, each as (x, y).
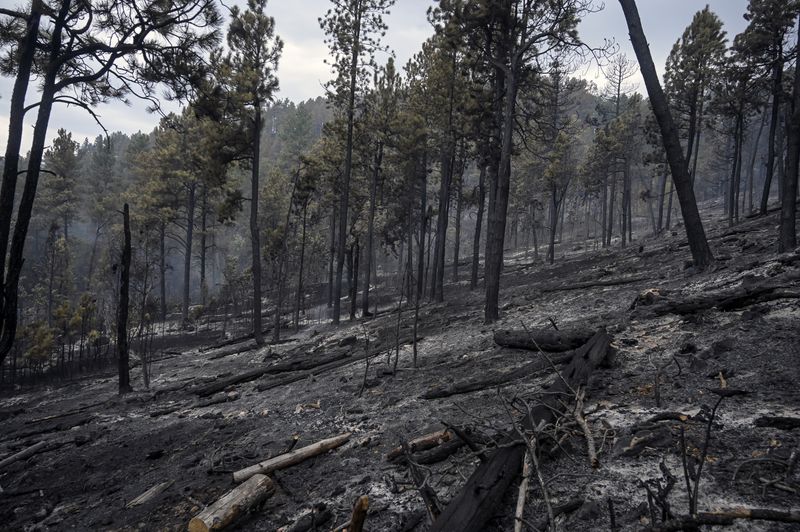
top-left (320, 0), bottom-right (394, 324)
top-left (221, 0), bottom-right (283, 344)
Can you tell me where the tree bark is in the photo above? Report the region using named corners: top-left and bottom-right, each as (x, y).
top-left (188, 474), bottom-right (274, 532)
top-left (294, 204), bottom-right (308, 330)
top-left (333, 6), bottom-right (362, 325)
top-left (417, 151), bottom-right (428, 301)
top-left (362, 142), bottom-right (382, 315)
top-left (619, 0), bottom-right (713, 268)
top-left (0, 1), bottom-right (68, 364)
top-left (484, 40), bottom-right (514, 323)
top-left (251, 107), bottom-right (264, 345)
top-left (182, 182), bottom-right (196, 325)
top-left (159, 222), bottom-right (167, 321)
top-left (471, 164), bottom-right (486, 290)
top-left (118, 203), bottom-right (132, 394)
top-left (761, 57), bottom-right (783, 214)
top-left (0, 0), bottom-right (41, 303)
top-left (779, 16), bottom-right (800, 252)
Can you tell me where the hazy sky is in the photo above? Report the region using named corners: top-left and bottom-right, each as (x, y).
top-left (0, 0), bottom-right (750, 152)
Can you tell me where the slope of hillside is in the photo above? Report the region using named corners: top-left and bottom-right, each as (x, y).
top-left (1, 209), bottom-right (798, 531)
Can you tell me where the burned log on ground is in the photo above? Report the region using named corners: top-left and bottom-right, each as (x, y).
top-left (386, 430), bottom-right (453, 461)
top-left (188, 474), bottom-right (274, 532)
top-left (632, 277), bottom-right (800, 317)
top-left (755, 416), bottom-right (800, 431)
top-left (2, 412), bottom-right (94, 442)
top-left (493, 328), bottom-right (594, 352)
top-left (206, 341), bottom-right (260, 360)
top-left (540, 275), bottom-right (648, 293)
top-left (429, 330), bottom-right (612, 532)
top-left (192, 348), bottom-right (352, 397)
top-left (421, 351), bottom-right (574, 399)
top-left (0, 440), bottom-right (53, 470)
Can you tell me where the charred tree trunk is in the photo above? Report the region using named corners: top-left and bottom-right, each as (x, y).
top-left (657, 164), bottom-right (668, 233)
top-left (182, 182), bottom-right (196, 325)
top-left (761, 57), bottom-right (783, 215)
top-left (118, 204), bottom-right (132, 395)
top-left (601, 170), bottom-right (609, 246)
top-left (159, 222), bottom-right (167, 321)
top-left (294, 204), bottom-right (308, 330)
top-left (620, 0), bottom-right (713, 268)
top-left (362, 142), bottom-right (382, 316)
top-left (417, 152), bottom-right (428, 301)
top-left (333, 6), bottom-right (363, 325)
top-left (350, 239), bottom-right (360, 321)
top-left (470, 164), bottom-right (486, 290)
top-left (0, 1), bottom-right (41, 364)
top-left (328, 208), bottom-right (336, 309)
top-left (779, 18), bottom-right (800, 252)
top-left (606, 171), bottom-right (617, 246)
top-left (452, 169), bottom-right (463, 283)
top-left (485, 47), bottom-right (516, 323)
top-left (251, 107), bottom-right (264, 344)
top-left (0, 1), bottom-right (67, 364)
top-left (200, 185), bottom-right (208, 307)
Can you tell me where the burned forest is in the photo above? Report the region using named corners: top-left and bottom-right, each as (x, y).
top-left (1, 0), bottom-right (799, 531)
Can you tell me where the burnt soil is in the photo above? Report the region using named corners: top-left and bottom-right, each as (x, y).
top-left (1, 206), bottom-right (799, 531)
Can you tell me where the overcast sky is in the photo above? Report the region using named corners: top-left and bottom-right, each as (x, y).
top-left (0, 0), bottom-right (750, 152)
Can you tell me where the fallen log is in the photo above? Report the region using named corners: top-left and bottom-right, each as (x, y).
top-left (3, 413), bottom-right (94, 442)
top-left (193, 349), bottom-right (351, 397)
top-left (255, 336), bottom-right (420, 394)
top-left (651, 508), bottom-right (800, 531)
top-left (429, 330), bottom-right (612, 532)
top-left (634, 279), bottom-right (800, 317)
top-left (233, 432), bottom-right (351, 483)
top-left (421, 351), bottom-right (574, 400)
top-left (126, 480), bottom-right (174, 508)
top-left (493, 328), bottom-right (593, 352)
top-left (386, 430), bottom-right (452, 461)
top-left (755, 416), bottom-right (800, 431)
top-left (540, 275), bottom-right (648, 293)
top-left (188, 474), bottom-right (274, 532)
top-left (207, 341), bottom-right (260, 360)
top-left (414, 438), bottom-right (464, 465)
top-left (0, 440), bottom-right (50, 470)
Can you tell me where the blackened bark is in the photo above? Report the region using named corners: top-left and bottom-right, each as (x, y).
top-left (619, 0), bottom-right (713, 268)
top-left (182, 182), bottom-right (196, 325)
top-left (294, 204), bottom-right (307, 330)
top-left (0, 1), bottom-right (68, 364)
top-left (779, 17), bottom-right (800, 252)
top-left (159, 222), bottom-right (167, 321)
top-left (761, 58), bottom-right (783, 214)
top-left (362, 142), bottom-right (382, 316)
top-left (251, 108), bottom-right (264, 344)
top-left (0, 0), bottom-right (41, 296)
top-left (333, 5), bottom-right (362, 325)
top-left (470, 164), bottom-right (486, 290)
top-left (417, 152), bottom-right (428, 301)
top-left (118, 204), bottom-right (132, 394)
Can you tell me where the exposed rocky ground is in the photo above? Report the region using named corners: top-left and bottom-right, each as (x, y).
top-left (1, 206), bottom-right (799, 531)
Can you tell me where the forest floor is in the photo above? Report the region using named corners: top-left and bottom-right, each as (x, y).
top-left (1, 202), bottom-right (799, 532)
